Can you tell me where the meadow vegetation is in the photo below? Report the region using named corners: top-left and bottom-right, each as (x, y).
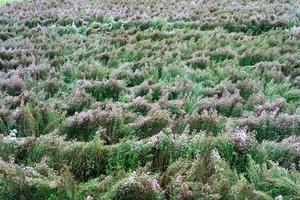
top-left (0, 0), bottom-right (300, 199)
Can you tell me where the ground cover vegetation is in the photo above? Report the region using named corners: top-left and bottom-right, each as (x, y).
top-left (0, 0), bottom-right (300, 199)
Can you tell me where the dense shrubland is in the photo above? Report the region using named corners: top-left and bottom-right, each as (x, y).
top-left (0, 0), bottom-right (300, 199)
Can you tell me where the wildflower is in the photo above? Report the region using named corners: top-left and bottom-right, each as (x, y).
top-left (211, 148), bottom-right (221, 161)
top-left (275, 195), bottom-right (283, 200)
top-left (11, 107), bottom-right (21, 119)
top-left (128, 171), bottom-right (137, 182)
top-left (230, 128), bottom-right (253, 151)
top-left (9, 129), bottom-right (17, 137)
top-left (2, 75), bottom-right (25, 96)
top-left (151, 179), bottom-right (161, 191)
top-left (86, 196), bottom-right (93, 200)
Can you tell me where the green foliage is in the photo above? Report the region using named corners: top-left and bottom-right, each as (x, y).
top-left (186, 112), bottom-right (225, 135)
top-left (83, 80), bottom-right (126, 101)
top-left (1, 0), bottom-right (300, 199)
top-left (247, 156), bottom-right (300, 199)
top-left (13, 102), bottom-right (62, 137)
top-left (0, 0), bottom-right (17, 4)
top-left (63, 139), bottom-right (106, 181)
top-left (109, 173), bottom-right (164, 200)
top-left (136, 111), bottom-right (170, 138)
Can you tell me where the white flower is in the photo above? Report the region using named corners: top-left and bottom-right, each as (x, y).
top-left (86, 195), bottom-right (93, 200)
top-left (12, 107), bottom-right (21, 119)
top-left (128, 171), bottom-right (137, 183)
top-left (291, 26), bottom-right (300, 35)
top-left (275, 195), bottom-right (283, 200)
top-left (211, 148), bottom-right (221, 161)
top-left (9, 129), bottom-right (17, 137)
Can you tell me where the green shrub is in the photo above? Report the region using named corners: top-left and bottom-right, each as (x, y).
top-left (63, 139), bottom-right (106, 181)
top-left (1, 76), bottom-right (25, 96)
top-left (42, 78), bottom-right (61, 97)
top-left (109, 172), bottom-right (164, 200)
top-left (187, 56), bottom-right (209, 69)
top-left (82, 80), bottom-right (126, 101)
top-left (14, 103), bottom-right (62, 137)
top-left (209, 48), bottom-right (236, 62)
top-left (135, 111), bottom-right (170, 138)
top-left (247, 156), bottom-right (300, 199)
top-left (186, 110), bottom-right (225, 135)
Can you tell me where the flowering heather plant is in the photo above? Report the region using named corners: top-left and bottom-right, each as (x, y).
top-left (64, 104), bottom-right (130, 143)
top-left (109, 172), bottom-right (164, 200)
top-left (1, 75), bottom-right (25, 96)
top-left (245, 91), bottom-right (266, 111)
top-left (135, 110), bottom-right (170, 138)
top-left (230, 128), bottom-right (254, 152)
top-left (81, 79), bottom-right (127, 101)
top-left (187, 109), bottom-right (225, 135)
top-left (65, 108), bottom-right (104, 141)
top-left (209, 48), bottom-right (237, 63)
top-left (0, 0), bottom-right (300, 199)
top-left (239, 106), bottom-right (300, 142)
top-left (197, 90), bottom-right (244, 117)
top-left (127, 96), bottom-right (152, 116)
top-left (67, 88), bottom-right (94, 115)
top-left (261, 136), bottom-right (300, 168)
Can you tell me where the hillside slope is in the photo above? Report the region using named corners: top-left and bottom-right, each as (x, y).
top-left (1, 0), bottom-right (300, 199)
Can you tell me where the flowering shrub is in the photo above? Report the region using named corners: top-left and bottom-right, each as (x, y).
top-left (197, 91), bottom-right (244, 117)
top-left (187, 109), bottom-right (225, 135)
top-left (209, 48), bottom-right (237, 62)
top-left (63, 139), bottom-right (106, 181)
top-left (0, 0), bottom-right (300, 199)
top-left (81, 80), bottom-right (126, 101)
top-left (66, 89), bottom-right (94, 115)
top-left (127, 97), bottom-right (152, 116)
top-left (135, 110), bottom-right (170, 138)
top-left (42, 78), bottom-right (62, 97)
top-left (239, 108), bottom-right (300, 142)
top-left (0, 157), bottom-right (74, 200)
top-left (63, 105), bottom-right (131, 143)
top-left (109, 172), bottom-right (164, 200)
top-left (230, 128), bottom-right (255, 152)
top-left (1, 75), bottom-right (25, 96)
top-left (260, 136), bottom-right (300, 168)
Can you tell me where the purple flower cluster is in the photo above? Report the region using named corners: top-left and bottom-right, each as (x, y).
top-left (230, 128), bottom-right (254, 151)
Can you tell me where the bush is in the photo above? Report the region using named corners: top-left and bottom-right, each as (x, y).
top-left (209, 48), bottom-right (236, 62)
top-left (247, 156), bottom-right (300, 199)
top-left (66, 89), bottom-right (93, 115)
top-left (63, 139), bottom-right (107, 181)
top-left (1, 0), bottom-right (300, 198)
top-left (42, 78), bottom-right (61, 97)
top-left (82, 80), bottom-right (126, 101)
top-left (186, 110), bottom-right (225, 135)
top-left (13, 102), bottom-right (62, 137)
top-left (2, 76), bottom-right (25, 96)
top-left (0, 158), bottom-right (74, 200)
top-left (135, 111), bottom-right (170, 138)
top-left (109, 172), bottom-right (164, 200)
top-left (164, 150), bottom-right (239, 200)
top-left (187, 56), bottom-right (209, 69)
top-left (63, 106), bottom-right (130, 143)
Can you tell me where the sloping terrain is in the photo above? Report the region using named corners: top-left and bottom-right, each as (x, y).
top-left (0, 0), bottom-right (300, 199)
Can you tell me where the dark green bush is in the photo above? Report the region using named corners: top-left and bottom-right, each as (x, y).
top-left (186, 111), bottom-right (225, 135)
top-left (63, 140), bottom-right (107, 181)
top-left (135, 111), bottom-right (170, 138)
top-left (82, 80), bottom-right (126, 101)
